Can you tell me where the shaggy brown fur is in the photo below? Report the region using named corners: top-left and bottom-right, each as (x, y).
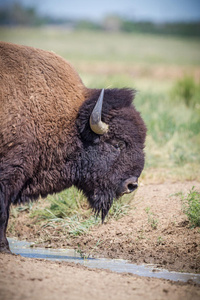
top-left (0, 42), bottom-right (146, 253)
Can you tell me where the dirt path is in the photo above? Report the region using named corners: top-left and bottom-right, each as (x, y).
top-left (0, 253), bottom-right (200, 300)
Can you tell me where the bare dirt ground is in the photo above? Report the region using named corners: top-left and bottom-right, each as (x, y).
top-left (1, 252), bottom-right (200, 300)
top-left (2, 180), bottom-right (200, 300)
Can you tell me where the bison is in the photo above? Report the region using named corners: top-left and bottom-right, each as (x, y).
top-left (0, 42), bottom-right (146, 253)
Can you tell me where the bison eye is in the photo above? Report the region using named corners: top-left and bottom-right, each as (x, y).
top-left (113, 141), bottom-right (126, 150)
top-left (107, 139), bottom-right (126, 151)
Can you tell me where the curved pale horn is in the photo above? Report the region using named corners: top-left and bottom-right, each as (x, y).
top-left (89, 89), bottom-right (109, 135)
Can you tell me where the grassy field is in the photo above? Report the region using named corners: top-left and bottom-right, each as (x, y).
top-left (1, 27), bottom-right (200, 65)
top-left (1, 27), bottom-right (200, 230)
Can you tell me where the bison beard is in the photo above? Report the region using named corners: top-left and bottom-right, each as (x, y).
top-left (87, 190), bottom-right (114, 222)
top-left (0, 42), bottom-right (146, 253)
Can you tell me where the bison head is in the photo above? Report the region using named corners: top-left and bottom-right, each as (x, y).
top-left (75, 88), bottom-right (146, 221)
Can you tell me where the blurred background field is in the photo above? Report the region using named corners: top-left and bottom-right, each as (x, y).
top-left (1, 1), bottom-right (200, 228)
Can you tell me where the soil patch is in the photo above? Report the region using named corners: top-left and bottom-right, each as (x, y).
top-left (0, 253), bottom-right (200, 300)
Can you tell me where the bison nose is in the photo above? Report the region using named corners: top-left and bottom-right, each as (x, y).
top-left (122, 177), bottom-right (138, 194)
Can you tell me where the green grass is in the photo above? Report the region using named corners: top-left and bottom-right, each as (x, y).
top-left (136, 91), bottom-right (200, 172)
top-left (29, 188), bottom-right (99, 236)
top-left (171, 76), bottom-right (200, 107)
top-left (181, 187), bottom-right (200, 227)
top-left (28, 187), bottom-right (133, 236)
top-left (145, 206), bottom-right (159, 229)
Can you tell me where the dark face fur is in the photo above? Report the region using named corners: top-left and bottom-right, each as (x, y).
top-left (75, 88), bottom-right (146, 221)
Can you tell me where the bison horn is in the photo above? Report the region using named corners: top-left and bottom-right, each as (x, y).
top-left (89, 89), bottom-right (109, 135)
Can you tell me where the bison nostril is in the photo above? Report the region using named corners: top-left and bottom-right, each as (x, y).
top-left (127, 183), bottom-right (138, 192)
top-left (119, 177), bottom-right (138, 196)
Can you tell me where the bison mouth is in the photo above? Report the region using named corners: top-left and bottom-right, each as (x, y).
top-left (78, 177), bottom-right (138, 222)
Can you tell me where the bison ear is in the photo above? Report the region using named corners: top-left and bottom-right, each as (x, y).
top-left (102, 88), bottom-right (136, 110)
